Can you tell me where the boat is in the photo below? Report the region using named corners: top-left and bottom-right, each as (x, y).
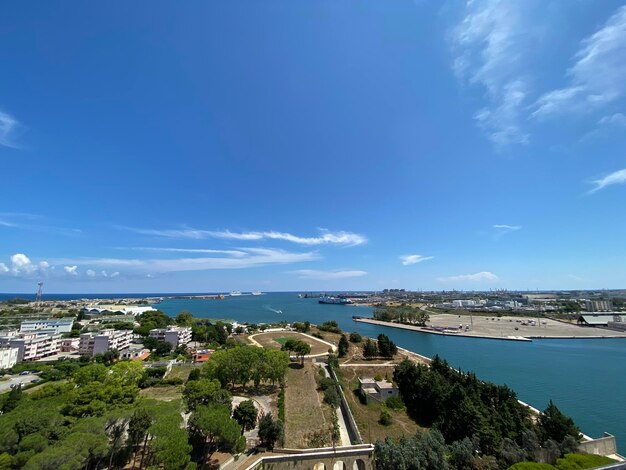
top-left (251, 291), bottom-right (263, 296)
top-left (229, 291), bottom-right (242, 297)
top-left (318, 295), bottom-right (352, 305)
top-left (276, 310), bottom-right (283, 314)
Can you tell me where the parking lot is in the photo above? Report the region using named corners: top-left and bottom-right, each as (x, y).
top-left (0, 373), bottom-right (40, 393)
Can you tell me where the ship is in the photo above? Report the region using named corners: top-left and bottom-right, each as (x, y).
top-left (318, 295), bottom-right (352, 305)
top-left (229, 291), bottom-right (242, 296)
top-left (251, 291), bottom-right (263, 296)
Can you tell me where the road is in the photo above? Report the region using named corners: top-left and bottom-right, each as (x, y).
top-left (0, 373), bottom-right (39, 393)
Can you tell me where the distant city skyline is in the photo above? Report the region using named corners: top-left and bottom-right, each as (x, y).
top-left (1, 1), bottom-right (626, 293)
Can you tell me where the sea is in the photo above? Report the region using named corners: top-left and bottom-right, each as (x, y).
top-left (2, 291), bottom-right (624, 451)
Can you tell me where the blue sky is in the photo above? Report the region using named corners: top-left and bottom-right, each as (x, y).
top-left (1, 1), bottom-right (626, 294)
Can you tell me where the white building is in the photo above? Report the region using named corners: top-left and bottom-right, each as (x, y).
top-left (119, 344), bottom-right (150, 360)
top-left (20, 319), bottom-right (74, 334)
top-left (0, 332), bottom-right (62, 362)
top-left (149, 326), bottom-right (192, 347)
top-left (79, 329), bottom-right (134, 356)
top-left (0, 347), bottom-right (19, 369)
top-left (358, 377), bottom-right (399, 404)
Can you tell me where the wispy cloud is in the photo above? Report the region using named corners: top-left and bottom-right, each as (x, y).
top-left (588, 168), bottom-right (626, 194)
top-left (493, 224), bottom-right (521, 239)
top-left (53, 248), bottom-right (320, 274)
top-left (451, 1), bottom-right (536, 149)
top-left (290, 269), bottom-right (368, 280)
top-left (568, 274), bottom-right (585, 282)
top-left (532, 5), bottom-right (626, 118)
top-left (0, 110), bottom-right (21, 148)
top-left (118, 226), bottom-right (366, 246)
top-left (121, 247), bottom-right (248, 257)
top-left (400, 254), bottom-right (434, 266)
top-left (0, 213), bottom-right (82, 237)
top-left (437, 271), bottom-right (499, 283)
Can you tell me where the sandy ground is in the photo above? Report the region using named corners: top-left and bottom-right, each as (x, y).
top-left (248, 331), bottom-right (335, 355)
top-left (356, 314), bottom-right (626, 340)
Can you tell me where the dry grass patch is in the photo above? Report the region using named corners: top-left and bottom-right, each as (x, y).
top-left (139, 385), bottom-right (183, 401)
top-left (338, 365), bottom-right (420, 443)
top-left (252, 331), bottom-right (332, 356)
top-left (284, 363), bottom-right (328, 448)
top-left (167, 364), bottom-right (197, 381)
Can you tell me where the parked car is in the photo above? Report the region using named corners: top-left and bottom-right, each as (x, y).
top-left (19, 371), bottom-right (30, 376)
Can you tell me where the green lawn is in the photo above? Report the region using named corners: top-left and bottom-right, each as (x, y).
top-left (273, 337), bottom-right (289, 346)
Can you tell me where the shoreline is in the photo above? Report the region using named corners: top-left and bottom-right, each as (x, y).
top-left (353, 317), bottom-right (626, 342)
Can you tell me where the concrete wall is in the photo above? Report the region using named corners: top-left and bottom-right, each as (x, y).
top-left (244, 445), bottom-right (374, 470)
top-left (578, 433), bottom-right (617, 456)
top-left (328, 366), bottom-right (363, 445)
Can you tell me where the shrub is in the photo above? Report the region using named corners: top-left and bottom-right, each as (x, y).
top-left (379, 409), bottom-right (392, 426)
top-left (323, 384), bottom-right (341, 408)
top-left (385, 396), bottom-right (404, 410)
top-left (349, 332), bottom-right (362, 343)
top-left (555, 453), bottom-right (616, 469)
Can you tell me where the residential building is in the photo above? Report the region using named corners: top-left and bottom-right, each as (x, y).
top-left (149, 326), bottom-right (192, 347)
top-left (20, 319), bottom-right (74, 334)
top-left (119, 344), bottom-right (150, 360)
top-left (358, 377), bottom-right (399, 404)
top-left (0, 331), bottom-right (62, 362)
top-left (585, 300), bottom-right (612, 312)
top-left (79, 329), bottom-right (134, 356)
top-left (0, 347), bottom-right (19, 369)
top-left (60, 338), bottom-right (79, 352)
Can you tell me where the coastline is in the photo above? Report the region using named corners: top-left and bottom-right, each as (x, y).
top-left (353, 317), bottom-right (626, 342)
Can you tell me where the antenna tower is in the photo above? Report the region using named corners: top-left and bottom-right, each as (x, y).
top-left (35, 281), bottom-right (44, 304)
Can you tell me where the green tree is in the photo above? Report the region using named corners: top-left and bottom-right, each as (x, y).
top-left (537, 401), bottom-right (581, 444)
top-left (233, 400), bottom-right (257, 433)
top-left (377, 334), bottom-right (397, 358)
top-left (349, 332), bottom-right (362, 343)
top-left (183, 378), bottom-right (232, 411)
top-left (176, 311), bottom-right (194, 326)
top-left (363, 338), bottom-right (378, 358)
top-left (258, 413), bottom-right (283, 450)
top-left (188, 405), bottom-right (242, 457)
top-left (338, 335), bottom-right (349, 358)
top-left (1, 386), bottom-right (23, 413)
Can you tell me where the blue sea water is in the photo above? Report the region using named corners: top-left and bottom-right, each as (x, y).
top-left (2, 291), bottom-right (624, 451)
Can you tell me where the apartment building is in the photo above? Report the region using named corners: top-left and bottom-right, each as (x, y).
top-left (20, 319), bottom-right (74, 334)
top-left (149, 326), bottom-right (192, 347)
top-left (79, 329), bottom-right (134, 356)
top-left (0, 331), bottom-right (62, 362)
top-left (0, 347), bottom-right (19, 369)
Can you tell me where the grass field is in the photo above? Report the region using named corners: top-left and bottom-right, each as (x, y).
top-left (167, 364), bottom-right (197, 381)
top-left (139, 385), bottom-right (183, 401)
top-left (273, 337), bottom-right (289, 346)
top-left (284, 363), bottom-right (329, 448)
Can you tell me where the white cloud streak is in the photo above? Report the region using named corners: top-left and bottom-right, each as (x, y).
top-left (532, 5), bottom-right (626, 118)
top-left (451, 1), bottom-right (536, 148)
top-left (64, 265), bottom-right (78, 276)
top-left (493, 224), bottom-right (521, 239)
top-left (0, 110), bottom-right (20, 148)
top-left (437, 271), bottom-right (499, 283)
top-left (400, 254), bottom-right (434, 266)
top-left (118, 226), bottom-right (366, 246)
top-left (53, 248), bottom-right (320, 274)
top-left (290, 269), bottom-right (368, 280)
top-left (588, 168), bottom-right (626, 194)
top-left (0, 213), bottom-right (82, 236)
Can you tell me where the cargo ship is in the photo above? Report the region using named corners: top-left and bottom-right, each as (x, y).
top-left (318, 295), bottom-right (352, 305)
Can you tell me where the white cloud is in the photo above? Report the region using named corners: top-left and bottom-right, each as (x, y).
top-left (119, 226), bottom-right (366, 246)
top-left (451, 1), bottom-right (536, 148)
top-left (11, 253), bottom-right (32, 269)
top-left (39, 261), bottom-right (50, 269)
top-left (101, 271), bottom-right (108, 277)
top-left (124, 247), bottom-right (248, 257)
top-left (493, 224), bottom-right (521, 239)
top-left (0, 263), bottom-right (8, 273)
top-left (437, 271), bottom-right (499, 282)
top-left (400, 254), bottom-right (434, 266)
top-left (598, 113), bottom-right (626, 127)
top-left (86, 269), bottom-right (96, 277)
top-left (54, 248), bottom-right (320, 274)
top-left (110, 272), bottom-right (120, 278)
top-left (0, 110), bottom-right (20, 148)
top-left (532, 5), bottom-right (626, 118)
top-left (0, 213), bottom-right (82, 236)
top-left (64, 265), bottom-right (78, 276)
top-left (588, 168), bottom-right (626, 194)
top-left (568, 274), bottom-right (585, 282)
top-left (290, 269), bottom-right (368, 280)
